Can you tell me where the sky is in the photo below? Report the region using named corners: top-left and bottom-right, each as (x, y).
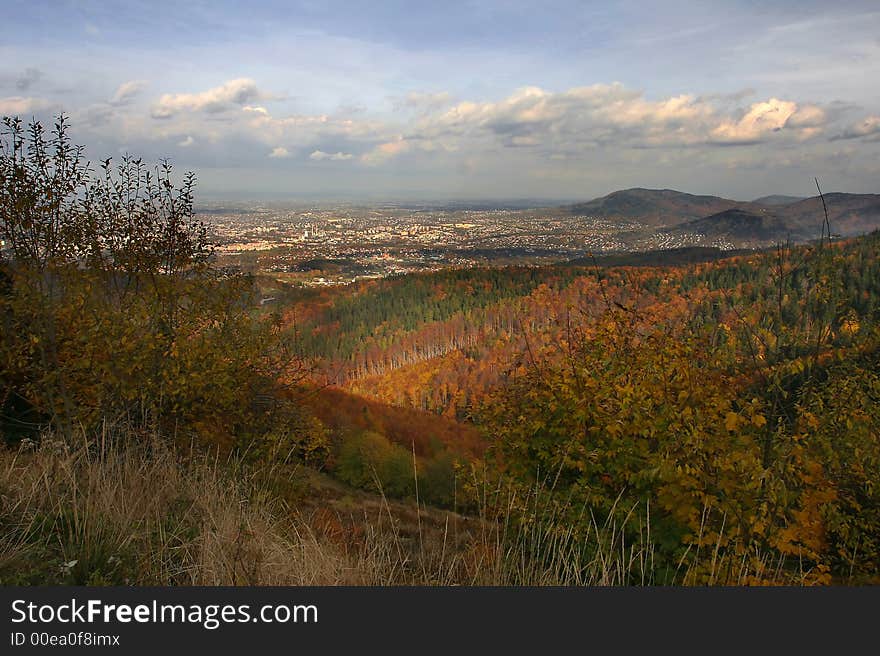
top-left (2, 0), bottom-right (879, 201)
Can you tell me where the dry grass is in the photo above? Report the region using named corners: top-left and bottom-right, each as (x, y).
top-left (0, 427), bottom-right (806, 586)
top-left (0, 428), bottom-right (466, 584)
top-left (0, 429), bottom-right (426, 585)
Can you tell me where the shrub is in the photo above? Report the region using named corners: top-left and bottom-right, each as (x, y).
top-left (0, 115), bottom-right (308, 447)
top-left (335, 431), bottom-right (415, 498)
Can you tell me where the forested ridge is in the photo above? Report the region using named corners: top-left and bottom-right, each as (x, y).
top-left (289, 229), bottom-right (880, 584)
top-left (290, 267), bottom-right (578, 376)
top-left (293, 234), bottom-right (880, 419)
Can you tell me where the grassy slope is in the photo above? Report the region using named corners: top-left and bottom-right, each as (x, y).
top-left (0, 428), bottom-right (803, 586)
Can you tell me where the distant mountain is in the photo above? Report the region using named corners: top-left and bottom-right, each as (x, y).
top-left (778, 193), bottom-right (880, 237)
top-left (675, 208), bottom-right (795, 244)
top-left (564, 188), bottom-right (880, 244)
top-left (752, 195), bottom-right (806, 206)
top-left (565, 188), bottom-right (744, 226)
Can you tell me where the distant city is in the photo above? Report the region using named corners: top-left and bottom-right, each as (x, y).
top-left (204, 201), bottom-right (736, 286)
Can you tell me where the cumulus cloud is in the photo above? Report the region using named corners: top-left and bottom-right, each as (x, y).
top-left (361, 138), bottom-right (412, 165)
top-left (310, 150), bottom-right (353, 161)
top-left (110, 80), bottom-right (147, 106)
top-left (69, 77), bottom-right (851, 192)
top-left (785, 104), bottom-right (826, 128)
top-left (127, 86), bottom-right (390, 167)
top-left (832, 115), bottom-right (880, 140)
top-left (784, 104), bottom-right (827, 139)
top-left (403, 86), bottom-right (830, 155)
top-left (711, 98), bottom-right (798, 143)
top-left (410, 83), bottom-right (708, 153)
top-left (0, 96), bottom-right (50, 115)
top-left (151, 78), bottom-right (264, 119)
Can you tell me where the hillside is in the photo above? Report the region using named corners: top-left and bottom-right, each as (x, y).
top-left (565, 188), bottom-right (746, 226)
top-left (278, 231), bottom-right (880, 585)
top-left (565, 246), bottom-right (753, 268)
top-left (564, 188), bottom-right (880, 242)
top-left (295, 232), bottom-right (880, 419)
top-left (779, 193), bottom-right (880, 237)
top-left (671, 207), bottom-right (796, 244)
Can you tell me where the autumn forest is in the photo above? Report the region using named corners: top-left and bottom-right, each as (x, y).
top-left (2, 117), bottom-right (879, 585)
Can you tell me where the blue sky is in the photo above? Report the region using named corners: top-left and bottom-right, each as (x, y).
top-left (2, 1), bottom-right (879, 200)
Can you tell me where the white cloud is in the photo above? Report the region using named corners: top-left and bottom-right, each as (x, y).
top-left (0, 96), bottom-right (50, 115)
top-left (406, 86), bottom-right (830, 155)
top-left (310, 150), bottom-right (353, 161)
top-left (361, 138), bottom-right (411, 165)
top-left (786, 104), bottom-right (826, 128)
top-left (65, 77), bottom-right (853, 196)
top-left (243, 105), bottom-right (269, 115)
top-left (411, 83), bottom-right (710, 152)
top-left (784, 104), bottom-right (827, 139)
top-left (711, 98), bottom-right (798, 143)
top-left (110, 80), bottom-right (147, 106)
top-left (151, 78), bottom-right (264, 119)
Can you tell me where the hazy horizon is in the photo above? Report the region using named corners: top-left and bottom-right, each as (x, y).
top-left (189, 187), bottom-right (846, 208)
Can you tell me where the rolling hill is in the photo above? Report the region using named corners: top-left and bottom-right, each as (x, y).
top-left (672, 208), bottom-right (795, 244)
top-left (565, 188), bottom-right (745, 226)
top-left (779, 193), bottom-right (880, 237)
top-left (564, 188), bottom-right (880, 243)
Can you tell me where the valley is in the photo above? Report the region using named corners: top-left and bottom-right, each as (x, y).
top-left (208, 188), bottom-right (880, 286)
